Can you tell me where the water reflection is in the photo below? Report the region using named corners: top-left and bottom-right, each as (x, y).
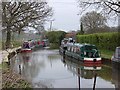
top-left (10, 50), bottom-right (117, 88)
top-left (62, 56), bottom-right (102, 89)
top-left (11, 52), bottom-right (46, 83)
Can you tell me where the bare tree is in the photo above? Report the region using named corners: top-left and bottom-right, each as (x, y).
top-left (78, 0), bottom-right (120, 16)
top-left (81, 11), bottom-right (107, 33)
top-left (2, 1), bottom-right (53, 48)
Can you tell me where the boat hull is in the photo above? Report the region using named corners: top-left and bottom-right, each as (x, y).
top-left (84, 58), bottom-right (101, 64)
top-left (83, 61), bottom-right (101, 66)
top-left (21, 49), bottom-right (32, 53)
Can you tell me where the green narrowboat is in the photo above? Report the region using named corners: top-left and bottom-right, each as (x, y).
top-left (65, 43), bottom-right (101, 64)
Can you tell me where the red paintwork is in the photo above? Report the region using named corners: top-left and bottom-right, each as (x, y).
top-left (83, 60), bottom-right (102, 66)
top-left (42, 41), bottom-right (45, 46)
top-left (37, 41), bottom-right (40, 45)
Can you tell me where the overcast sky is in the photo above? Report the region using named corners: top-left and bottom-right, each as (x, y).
top-left (45, 0), bottom-right (118, 32)
top-left (45, 0), bottom-right (80, 32)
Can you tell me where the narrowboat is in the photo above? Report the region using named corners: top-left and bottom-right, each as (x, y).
top-left (34, 39), bottom-right (43, 48)
top-left (59, 38), bottom-right (68, 54)
top-left (65, 43), bottom-right (101, 64)
top-left (42, 39), bottom-right (49, 47)
top-left (21, 41), bottom-right (33, 53)
top-left (111, 47), bottom-right (120, 63)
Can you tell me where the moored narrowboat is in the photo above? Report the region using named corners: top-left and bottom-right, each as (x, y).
top-left (34, 39), bottom-right (43, 48)
top-left (21, 41), bottom-right (32, 53)
top-left (42, 39), bottom-right (49, 47)
top-left (59, 38), bottom-right (68, 54)
top-left (65, 43), bottom-right (101, 64)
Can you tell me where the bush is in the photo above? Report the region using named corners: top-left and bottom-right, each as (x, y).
top-left (77, 32), bottom-right (120, 51)
top-left (46, 31), bottom-right (66, 45)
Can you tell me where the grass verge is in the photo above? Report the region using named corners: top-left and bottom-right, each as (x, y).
top-left (2, 62), bottom-right (32, 88)
top-left (100, 49), bottom-right (114, 59)
top-left (2, 62), bottom-right (9, 70)
top-left (49, 43), bottom-right (59, 49)
top-left (12, 40), bottom-right (22, 48)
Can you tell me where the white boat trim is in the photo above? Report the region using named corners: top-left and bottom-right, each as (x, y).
top-left (21, 48), bottom-right (31, 51)
top-left (84, 66), bottom-right (101, 70)
top-left (84, 58), bottom-right (101, 61)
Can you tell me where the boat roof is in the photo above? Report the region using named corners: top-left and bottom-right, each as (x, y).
top-left (63, 38), bottom-right (68, 41)
top-left (42, 39), bottom-right (48, 41)
top-left (24, 41), bottom-right (29, 42)
top-left (67, 43), bottom-right (96, 48)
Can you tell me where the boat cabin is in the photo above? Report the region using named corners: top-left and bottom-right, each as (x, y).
top-left (65, 43), bottom-right (101, 64)
top-left (22, 41), bottom-right (31, 49)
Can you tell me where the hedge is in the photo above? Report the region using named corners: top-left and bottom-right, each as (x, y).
top-left (77, 32), bottom-right (120, 51)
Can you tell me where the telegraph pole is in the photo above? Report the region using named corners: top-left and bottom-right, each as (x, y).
top-left (49, 19), bottom-right (54, 31)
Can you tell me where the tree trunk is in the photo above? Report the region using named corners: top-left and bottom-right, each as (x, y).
top-left (5, 29), bottom-right (11, 49)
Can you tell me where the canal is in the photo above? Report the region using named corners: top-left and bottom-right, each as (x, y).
top-left (10, 49), bottom-right (120, 89)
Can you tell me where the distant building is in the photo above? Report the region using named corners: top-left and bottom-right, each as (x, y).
top-left (65, 31), bottom-right (77, 40)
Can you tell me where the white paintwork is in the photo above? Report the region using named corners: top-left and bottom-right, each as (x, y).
top-left (84, 57), bottom-right (101, 61)
top-left (21, 48), bottom-right (31, 51)
top-left (84, 66), bottom-right (101, 70)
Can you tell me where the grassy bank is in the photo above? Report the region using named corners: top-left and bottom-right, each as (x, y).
top-left (1, 60), bottom-right (9, 70)
top-left (2, 62), bottom-right (32, 88)
top-left (49, 43), bottom-right (113, 59)
top-left (100, 49), bottom-right (114, 59)
top-left (12, 40), bottom-right (22, 48)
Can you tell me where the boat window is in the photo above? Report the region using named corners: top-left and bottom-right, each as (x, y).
top-left (76, 47), bottom-right (80, 54)
top-left (67, 46), bottom-right (70, 51)
top-left (71, 47), bottom-right (74, 52)
top-left (30, 42), bottom-right (33, 47)
top-left (85, 52), bottom-right (94, 58)
top-left (82, 46), bottom-right (100, 58)
top-left (22, 43), bottom-right (30, 49)
top-left (74, 47), bottom-right (76, 53)
top-left (68, 46), bottom-right (72, 51)
top-left (70, 47), bottom-right (72, 52)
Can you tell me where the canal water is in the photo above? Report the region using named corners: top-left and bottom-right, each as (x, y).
top-left (10, 49), bottom-right (120, 89)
